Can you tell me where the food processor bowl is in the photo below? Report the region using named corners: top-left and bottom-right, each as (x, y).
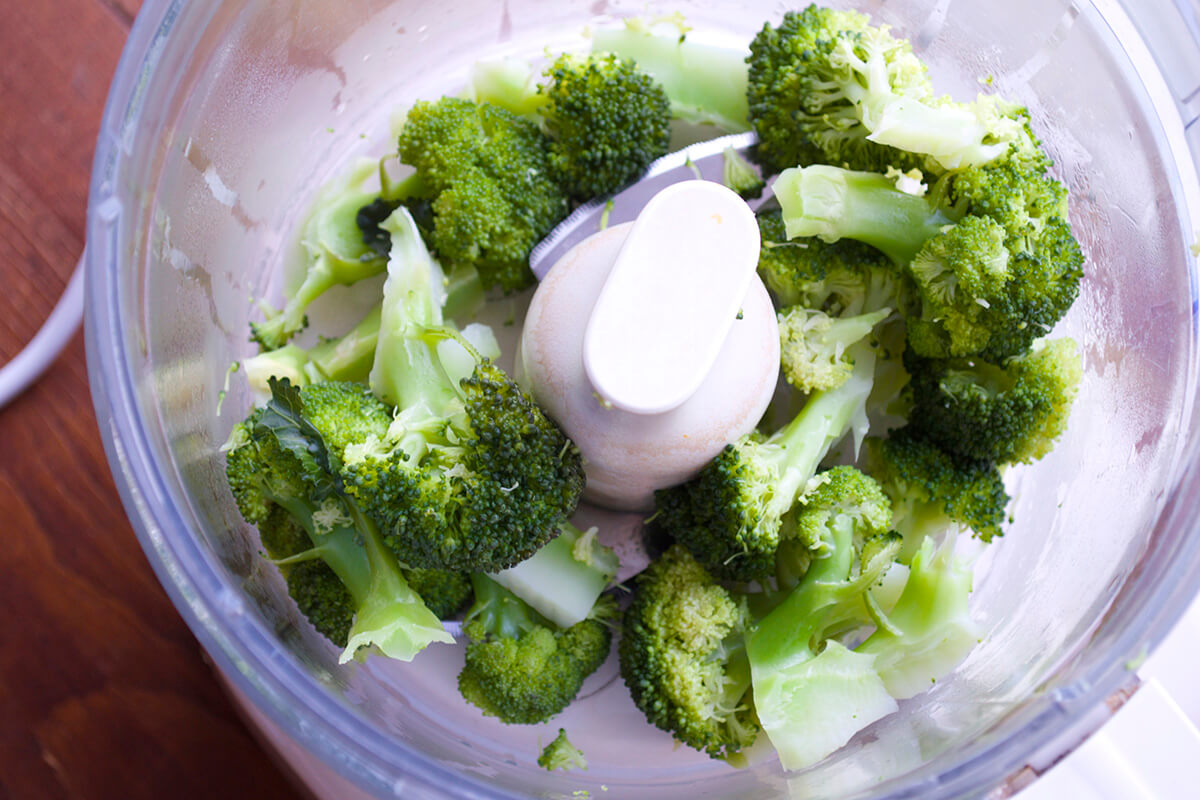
top-left (85, 0), bottom-right (1200, 797)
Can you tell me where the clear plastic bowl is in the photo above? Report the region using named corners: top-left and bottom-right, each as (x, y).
top-left (85, 1), bottom-right (1200, 797)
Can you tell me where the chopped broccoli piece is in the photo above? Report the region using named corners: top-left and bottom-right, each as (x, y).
top-left (538, 729), bottom-right (588, 772)
top-left (618, 544), bottom-right (758, 760)
top-left (722, 146), bottom-right (765, 199)
top-left (745, 467), bottom-right (901, 770)
top-left (539, 53), bottom-right (672, 201)
top-left (401, 567), bottom-right (472, 619)
top-left (459, 575), bottom-right (613, 724)
top-left (746, 6), bottom-right (1036, 176)
top-left (468, 58), bottom-right (547, 116)
top-left (225, 378), bottom-right (452, 663)
top-left (864, 427), bottom-right (1009, 547)
top-left (778, 306), bottom-right (891, 393)
top-left (396, 97), bottom-right (569, 292)
top-left (906, 337), bottom-right (1082, 465)
top-left (342, 208), bottom-right (585, 573)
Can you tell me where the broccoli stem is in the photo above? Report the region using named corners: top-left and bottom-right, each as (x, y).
top-left (488, 523), bottom-right (618, 629)
top-left (369, 207), bottom-right (460, 415)
top-left (773, 165), bottom-right (951, 265)
top-left (467, 573), bottom-right (549, 638)
top-left (761, 340), bottom-right (878, 516)
top-left (306, 305), bottom-right (384, 383)
top-left (591, 24), bottom-right (750, 132)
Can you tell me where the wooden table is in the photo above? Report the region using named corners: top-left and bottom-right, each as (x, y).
top-left (0, 1), bottom-right (303, 796)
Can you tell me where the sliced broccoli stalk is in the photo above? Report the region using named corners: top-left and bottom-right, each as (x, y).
top-left (773, 165), bottom-right (951, 265)
top-left (538, 728), bottom-right (588, 772)
top-left (468, 57), bottom-right (547, 116)
top-left (654, 340), bottom-right (878, 581)
top-left (744, 467), bottom-right (900, 770)
top-left (250, 161), bottom-right (388, 350)
top-left (858, 533), bottom-right (979, 698)
top-left (489, 522), bottom-right (618, 629)
top-left (777, 306), bottom-right (891, 394)
top-left (722, 146), bottom-right (765, 199)
top-left (591, 21), bottom-right (750, 133)
top-left (618, 544), bottom-right (758, 760)
top-left (459, 575), bottom-right (613, 724)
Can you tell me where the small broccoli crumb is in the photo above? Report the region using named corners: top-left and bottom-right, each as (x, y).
top-left (572, 526), bottom-right (601, 567)
top-left (539, 729), bottom-right (588, 772)
top-left (1191, 233), bottom-right (1200, 258)
top-left (598, 199), bottom-right (615, 231)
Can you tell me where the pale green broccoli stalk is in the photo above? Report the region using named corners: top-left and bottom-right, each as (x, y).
top-left (906, 337), bottom-right (1082, 466)
top-left (468, 58), bottom-right (547, 116)
top-left (618, 544), bottom-right (758, 760)
top-left (654, 340), bottom-right (877, 581)
top-left (857, 533), bottom-right (980, 698)
top-left (538, 53), bottom-right (672, 201)
top-left (459, 575), bottom-right (613, 724)
top-left (777, 306), bottom-right (891, 394)
top-left (250, 161), bottom-right (388, 350)
top-left (343, 208), bottom-right (585, 573)
top-left (538, 729), bottom-right (588, 772)
top-left (723, 146), bottom-right (765, 199)
top-left (744, 467), bottom-right (900, 771)
top-left (489, 522), bottom-right (618, 629)
top-left (225, 378), bottom-right (453, 663)
top-left (591, 19), bottom-right (750, 132)
top-left (242, 305), bottom-right (382, 395)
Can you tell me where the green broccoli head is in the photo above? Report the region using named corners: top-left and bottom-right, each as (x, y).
top-left (791, 465), bottom-right (893, 554)
top-left (653, 434), bottom-right (784, 581)
top-left (865, 427), bottom-right (1009, 545)
top-left (746, 5), bottom-right (931, 176)
top-left (396, 97), bottom-right (569, 292)
top-left (297, 381), bottom-right (393, 472)
top-left (345, 361), bottom-right (586, 573)
top-left (757, 209), bottom-right (907, 315)
top-left (618, 544), bottom-right (758, 760)
top-left (778, 306), bottom-right (891, 394)
top-left (906, 337), bottom-right (1082, 465)
top-left (459, 576), bottom-right (613, 725)
top-left (287, 560), bottom-right (357, 646)
top-left (539, 53), bottom-right (672, 201)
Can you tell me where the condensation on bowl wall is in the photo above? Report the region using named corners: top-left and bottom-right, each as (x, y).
top-left (83, 0), bottom-right (1200, 798)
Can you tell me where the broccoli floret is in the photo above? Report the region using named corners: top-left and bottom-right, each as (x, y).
top-left (778, 306), bottom-right (891, 394)
top-left (618, 544), bottom-right (758, 760)
top-left (654, 340), bottom-right (878, 580)
top-left (225, 377), bottom-right (453, 663)
top-left (757, 209), bottom-right (908, 316)
top-left (459, 575), bottom-right (613, 724)
top-left (864, 427), bottom-right (1009, 546)
top-left (773, 158), bottom-right (1084, 361)
top-left (250, 161), bottom-right (388, 350)
top-left (538, 729), bottom-right (588, 772)
top-left (746, 6), bottom-right (1035, 176)
top-left (745, 467), bottom-right (902, 770)
top-left (401, 568), bottom-right (472, 619)
top-left (395, 97), bottom-right (569, 293)
top-left (723, 146), bottom-right (765, 199)
top-left (538, 53), bottom-right (672, 201)
top-left (340, 208), bottom-right (585, 573)
top-left (490, 522), bottom-right (619, 629)
top-left (906, 337), bottom-right (1082, 465)
top-left (591, 18), bottom-right (751, 132)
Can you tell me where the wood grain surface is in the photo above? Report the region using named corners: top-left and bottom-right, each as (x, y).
top-left (0, 1), bottom-right (303, 797)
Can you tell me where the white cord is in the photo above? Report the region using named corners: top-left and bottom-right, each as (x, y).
top-left (0, 256), bottom-right (86, 410)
